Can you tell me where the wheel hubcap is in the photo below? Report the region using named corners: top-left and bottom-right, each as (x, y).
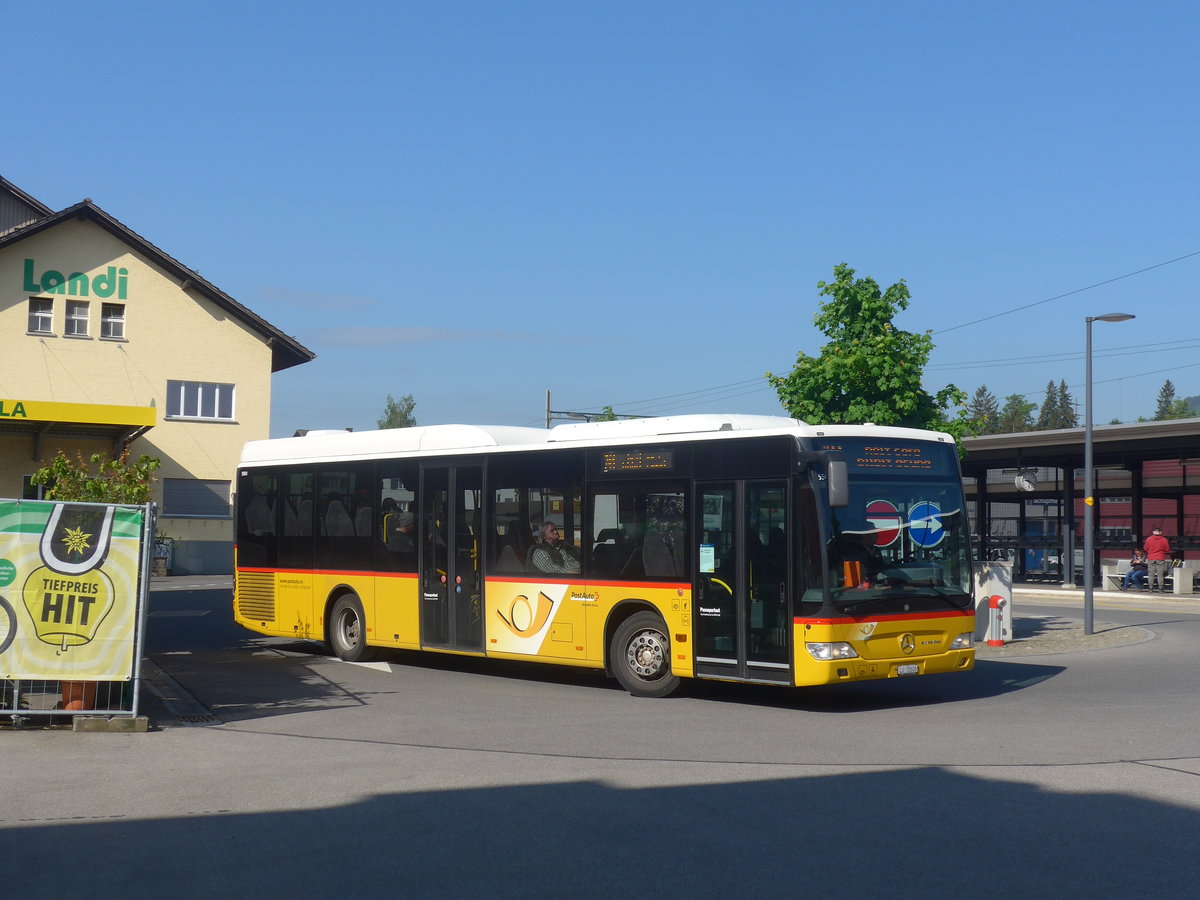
top-left (626, 630), bottom-right (666, 679)
top-left (340, 611), bottom-right (359, 645)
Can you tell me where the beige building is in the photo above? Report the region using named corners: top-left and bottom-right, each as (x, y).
top-left (0, 176), bottom-right (313, 574)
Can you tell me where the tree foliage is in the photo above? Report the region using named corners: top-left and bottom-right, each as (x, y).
top-left (30, 449), bottom-right (161, 504)
top-left (1056, 380), bottom-right (1079, 428)
top-left (1154, 379), bottom-right (1192, 420)
top-left (377, 393), bottom-right (417, 429)
top-left (997, 394), bottom-right (1037, 433)
top-left (966, 385), bottom-right (1001, 434)
top-left (1035, 379), bottom-right (1078, 430)
top-left (766, 264), bottom-right (965, 433)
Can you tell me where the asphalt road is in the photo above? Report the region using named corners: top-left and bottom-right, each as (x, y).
top-left (5, 586), bottom-right (1200, 898)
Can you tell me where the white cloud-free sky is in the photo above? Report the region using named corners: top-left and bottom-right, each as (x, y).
top-left (8, 1), bottom-right (1198, 435)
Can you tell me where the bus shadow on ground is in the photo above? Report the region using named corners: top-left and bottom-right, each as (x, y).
top-left (147, 640), bottom-right (1062, 727)
top-left (680, 658), bottom-right (1064, 712)
top-left (7, 767), bottom-right (1199, 897)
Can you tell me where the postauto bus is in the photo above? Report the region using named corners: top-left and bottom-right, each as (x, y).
top-left (233, 415), bottom-right (975, 697)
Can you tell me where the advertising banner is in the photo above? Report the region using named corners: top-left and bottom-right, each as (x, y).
top-left (0, 499), bottom-right (146, 680)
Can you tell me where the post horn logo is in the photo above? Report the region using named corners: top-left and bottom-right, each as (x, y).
top-left (497, 591), bottom-right (555, 638)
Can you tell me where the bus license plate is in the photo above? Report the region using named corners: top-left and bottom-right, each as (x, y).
top-left (896, 664), bottom-right (919, 676)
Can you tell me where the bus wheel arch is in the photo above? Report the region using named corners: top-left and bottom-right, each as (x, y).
top-left (326, 590), bottom-right (375, 662)
top-left (607, 605), bottom-right (680, 698)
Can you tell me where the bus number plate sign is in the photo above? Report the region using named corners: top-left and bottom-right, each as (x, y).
top-left (896, 664), bottom-right (919, 676)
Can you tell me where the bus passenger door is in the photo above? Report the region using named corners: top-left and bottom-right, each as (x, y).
top-left (695, 480), bottom-right (790, 683)
top-left (420, 465), bottom-right (484, 652)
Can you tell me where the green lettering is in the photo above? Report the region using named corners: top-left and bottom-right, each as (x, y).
top-left (23, 259), bottom-right (40, 292)
top-left (93, 266), bottom-right (115, 298)
top-left (11, 402), bottom-right (25, 418)
top-left (117, 267), bottom-right (128, 300)
top-left (67, 272), bottom-right (90, 297)
top-left (41, 269), bottom-right (65, 294)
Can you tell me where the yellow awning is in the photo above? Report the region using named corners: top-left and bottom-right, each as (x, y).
top-left (1, 399), bottom-right (156, 428)
top-left (0, 399), bottom-right (156, 459)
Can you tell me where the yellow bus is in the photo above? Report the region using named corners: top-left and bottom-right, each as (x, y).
top-left (234, 415), bottom-right (975, 697)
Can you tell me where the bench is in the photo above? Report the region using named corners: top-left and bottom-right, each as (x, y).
top-left (1101, 560), bottom-right (1131, 590)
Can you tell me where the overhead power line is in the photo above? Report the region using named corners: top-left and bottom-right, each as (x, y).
top-left (934, 249), bottom-right (1200, 336)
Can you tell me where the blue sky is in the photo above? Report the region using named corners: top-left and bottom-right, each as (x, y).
top-left (8, 1), bottom-right (1199, 436)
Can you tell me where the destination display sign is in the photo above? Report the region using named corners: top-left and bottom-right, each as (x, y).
top-left (814, 438), bottom-right (956, 477)
top-left (601, 448), bottom-right (674, 474)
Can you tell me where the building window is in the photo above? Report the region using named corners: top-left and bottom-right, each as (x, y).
top-left (22, 475), bottom-right (44, 500)
top-left (166, 380), bottom-right (235, 421)
top-left (28, 298), bottom-right (53, 333)
top-left (101, 303), bottom-right (125, 339)
top-left (65, 300), bottom-right (90, 336)
top-left (162, 478), bottom-right (231, 518)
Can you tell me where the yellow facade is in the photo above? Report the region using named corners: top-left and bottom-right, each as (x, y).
top-left (0, 178), bottom-right (312, 573)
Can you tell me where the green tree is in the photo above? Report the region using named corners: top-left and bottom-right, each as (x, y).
top-left (997, 394), bottom-right (1037, 433)
top-left (966, 385), bottom-right (1001, 434)
top-left (1035, 379), bottom-right (1078, 430)
top-left (1056, 380), bottom-right (1079, 428)
top-left (1154, 379), bottom-right (1177, 420)
top-left (1035, 380), bottom-right (1059, 430)
top-left (30, 449), bottom-right (161, 503)
top-left (1155, 379), bottom-right (1193, 420)
top-left (767, 263), bottom-right (964, 431)
top-left (595, 405), bottom-right (619, 422)
top-left (377, 393), bottom-right (417, 429)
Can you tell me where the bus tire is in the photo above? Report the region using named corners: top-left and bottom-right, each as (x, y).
top-left (329, 594), bottom-right (374, 662)
top-left (611, 611), bottom-right (680, 698)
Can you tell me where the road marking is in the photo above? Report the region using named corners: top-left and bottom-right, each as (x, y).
top-left (340, 661), bottom-right (394, 672)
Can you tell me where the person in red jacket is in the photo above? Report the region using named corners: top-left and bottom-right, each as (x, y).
top-left (1144, 527), bottom-right (1172, 592)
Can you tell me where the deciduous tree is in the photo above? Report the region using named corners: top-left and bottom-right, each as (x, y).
top-left (31, 449), bottom-right (161, 504)
top-left (378, 393), bottom-right (417, 429)
top-left (767, 263), bottom-right (965, 432)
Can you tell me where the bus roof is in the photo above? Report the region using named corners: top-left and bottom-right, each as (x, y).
top-left (239, 414), bottom-right (955, 467)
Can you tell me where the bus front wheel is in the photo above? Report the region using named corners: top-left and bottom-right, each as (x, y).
top-left (611, 611), bottom-right (680, 698)
top-left (329, 594), bottom-right (374, 662)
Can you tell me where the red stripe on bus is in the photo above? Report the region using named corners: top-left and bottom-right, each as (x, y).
top-left (798, 609), bottom-right (973, 625)
top-left (237, 567), bottom-right (685, 592)
top-left (236, 566), bottom-right (415, 579)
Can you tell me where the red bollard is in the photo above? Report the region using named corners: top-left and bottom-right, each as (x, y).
top-left (987, 595), bottom-right (1007, 647)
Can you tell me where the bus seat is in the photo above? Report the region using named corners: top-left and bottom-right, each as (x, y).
top-left (643, 534), bottom-right (680, 577)
top-left (495, 544), bottom-right (523, 572)
top-left (325, 500), bottom-right (355, 536)
top-left (354, 506), bottom-right (373, 538)
top-left (297, 499), bottom-right (313, 535)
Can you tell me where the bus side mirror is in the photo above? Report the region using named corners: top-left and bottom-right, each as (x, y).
top-left (827, 457), bottom-right (848, 508)
top-left (798, 450), bottom-right (849, 507)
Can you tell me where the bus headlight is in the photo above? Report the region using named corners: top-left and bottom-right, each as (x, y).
top-left (950, 632), bottom-right (974, 650)
top-left (806, 641), bottom-right (859, 661)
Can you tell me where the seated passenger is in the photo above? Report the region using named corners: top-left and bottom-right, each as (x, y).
top-left (385, 510), bottom-right (416, 553)
top-left (529, 522), bottom-right (581, 575)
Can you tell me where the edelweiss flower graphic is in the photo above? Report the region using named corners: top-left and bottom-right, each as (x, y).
top-left (61, 526), bottom-right (92, 556)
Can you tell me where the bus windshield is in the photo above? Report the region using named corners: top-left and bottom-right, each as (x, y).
top-left (808, 438), bottom-right (973, 616)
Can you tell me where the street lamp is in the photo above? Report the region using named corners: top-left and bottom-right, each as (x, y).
top-left (1083, 312), bottom-right (1135, 634)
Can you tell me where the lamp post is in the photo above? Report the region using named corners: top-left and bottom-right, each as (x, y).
top-left (1083, 312), bottom-right (1135, 634)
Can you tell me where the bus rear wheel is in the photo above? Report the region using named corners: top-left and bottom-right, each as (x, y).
top-left (611, 611), bottom-right (680, 698)
top-left (329, 594), bottom-right (374, 662)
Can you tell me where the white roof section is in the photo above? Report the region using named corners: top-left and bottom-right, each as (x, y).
top-left (240, 415), bottom-right (956, 467)
top-left (547, 414), bottom-right (803, 441)
top-left (240, 424), bottom-right (551, 466)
